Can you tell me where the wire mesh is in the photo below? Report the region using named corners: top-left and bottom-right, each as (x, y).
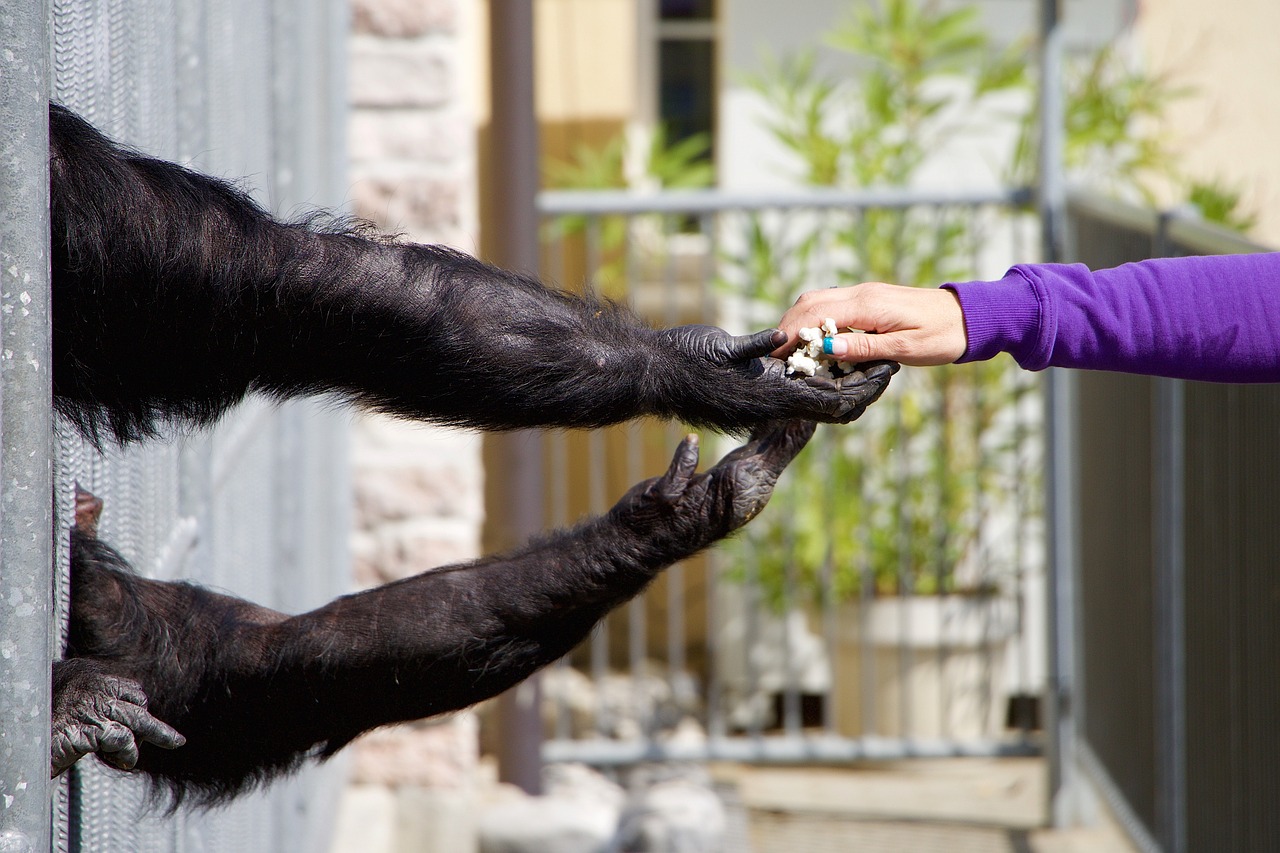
top-left (47, 0), bottom-right (350, 850)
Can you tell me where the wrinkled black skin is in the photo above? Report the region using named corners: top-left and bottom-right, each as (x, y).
top-left (67, 424), bottom-right (814, 805)
top-left (47, 103), bottom-right (896, 805)
top-left (49, 105), bottom-right (892, 445)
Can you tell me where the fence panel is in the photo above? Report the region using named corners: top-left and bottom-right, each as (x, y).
top-left (1064, 189), bottom-right (1278, 853)
top-left (31, 1), bottom-right (351, 851)
top-left (0, 1), bottom-right (54, 850)
top-left (536, 188), bottom-right (1045, 767)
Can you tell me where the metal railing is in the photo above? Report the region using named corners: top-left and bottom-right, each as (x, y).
top-left (0, 1), bottom-right (351, 851)
top-left (535, 187), bottom-right (1046, 767)
top-left (1059, 188), bottom-right (1276, 853)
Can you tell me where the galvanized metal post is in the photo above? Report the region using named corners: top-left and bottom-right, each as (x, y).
top-left (1039, 0), bottom-right (1081, 831)
top-left (488, 0), bottom-right (544, 796)
top-left (0, 1), bottom-right (54, 849)
top-left (1151, 216), bottom-right (1187, 853)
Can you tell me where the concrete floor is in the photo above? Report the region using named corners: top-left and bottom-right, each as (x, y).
top-left (718, 758), bottom-right (1137, 853)
top-left (330, 756), bottom-right (1139, 853)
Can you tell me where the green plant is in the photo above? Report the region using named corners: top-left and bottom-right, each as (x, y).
top-left (1188, 178), bottom-right (1258, 233)
top-left (1009, 41), bottom-right (1190, 205)
top-left (1008, 40), bottom-right (1253, 233)
top-left (723, 0), bottom-right (1031, 605)
top-left (543, 127), bottom-right (714, 291)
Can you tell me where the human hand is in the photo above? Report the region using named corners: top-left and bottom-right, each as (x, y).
top-left (659, 324), bottom-right (898, 426)
top-left (772, 283), bottom-right (968, 366)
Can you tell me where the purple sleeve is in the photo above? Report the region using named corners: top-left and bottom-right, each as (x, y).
top-left (942, 253), bottom-right (1280, 382)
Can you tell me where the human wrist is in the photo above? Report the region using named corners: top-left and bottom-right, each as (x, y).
top-left (942, 269), bottom-right (1043, 364)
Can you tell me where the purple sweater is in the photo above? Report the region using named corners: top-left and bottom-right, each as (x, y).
top-left (944, 252), bottom-right (1280, 382)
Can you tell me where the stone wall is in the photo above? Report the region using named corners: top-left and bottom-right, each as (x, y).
top-left (334, 1), bottom-right (483, 851)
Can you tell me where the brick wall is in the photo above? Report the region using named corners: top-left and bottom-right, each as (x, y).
top-left (336, 1), bottom-right (483, 850)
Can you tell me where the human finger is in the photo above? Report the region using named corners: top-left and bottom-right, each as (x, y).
top-left (772, 284), bottom-right (894, 357)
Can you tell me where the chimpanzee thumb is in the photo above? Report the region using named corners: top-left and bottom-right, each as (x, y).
top-left (722, 329), bottom-right (786, 362)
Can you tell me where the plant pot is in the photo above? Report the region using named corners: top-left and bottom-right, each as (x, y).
top-left (832, 594), bottom-right (1017, 740)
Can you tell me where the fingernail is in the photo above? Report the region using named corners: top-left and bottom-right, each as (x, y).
top-left (822, 336), bottom-right (847, 357)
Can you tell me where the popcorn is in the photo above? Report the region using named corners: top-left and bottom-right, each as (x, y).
top-left (784, 317), bottom-right (850, 379)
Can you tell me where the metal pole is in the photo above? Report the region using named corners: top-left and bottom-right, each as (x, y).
top-left (487, 0), bottom-right (544, 796)
top-left (1039, 0), bottom-right (1081, 831)
top-left (1152, 215), bottom-right (1187, 853)
top-left (0, 1), bottom-right (54, 849)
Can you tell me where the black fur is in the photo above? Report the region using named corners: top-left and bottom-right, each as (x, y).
top-left (66, 423), bottom-right (815, 806)
top-left (49, 103), bottom-right (888, 446)
top-left (46, 103), bottom-right (896, 805)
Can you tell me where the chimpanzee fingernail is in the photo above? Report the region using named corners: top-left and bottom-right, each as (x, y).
top-left (822, 337), bottom-right (847, 357)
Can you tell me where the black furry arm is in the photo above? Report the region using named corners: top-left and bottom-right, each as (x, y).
top-left (66, 421), bottom-right (813, 803)
top-left (49, 104), bottom-right (894, 444)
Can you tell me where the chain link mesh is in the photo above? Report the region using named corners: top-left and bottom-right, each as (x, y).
top-left (50, 0), bottom-right (349, 849)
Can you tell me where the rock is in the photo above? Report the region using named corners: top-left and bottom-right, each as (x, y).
top-left (615, 767), bottom-right (727, 853)
top-left (479, 764), bottom-right (623, 853)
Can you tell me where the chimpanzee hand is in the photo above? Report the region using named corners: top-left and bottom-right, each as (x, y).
top-left (609, 420), bottom-right (816, 557)
top-left (50, 658), bottom-right (185, 777)
top-left (658, 325), bottom-right (898, 427)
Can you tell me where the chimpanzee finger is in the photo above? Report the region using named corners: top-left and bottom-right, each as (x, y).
top-left (114, 703), bottom-right (187, 751)
top-left (655, 433), bottom-right (701, 503)
top-left (802, 360), bottom-right (898, 421)
top-left (94, 721), bottom-right (142, 770)
top-left (752, 420), bottom-right (817, 472)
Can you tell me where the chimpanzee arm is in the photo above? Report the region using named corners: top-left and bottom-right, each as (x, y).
top-left (49, 104), bottom-right (893, 445)
top-left (64, 421), bottom-right (813, 804)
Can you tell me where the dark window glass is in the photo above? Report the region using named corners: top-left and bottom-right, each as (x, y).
top-left (659, 38), bottom-right (715, 158)
top-left (660, 0), bottom-right (713, 20)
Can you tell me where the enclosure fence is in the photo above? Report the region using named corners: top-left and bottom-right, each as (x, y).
top-left (0, 1), bottom-right (351, 851)
top-left (535, 187), bottom-right (1046, 768)
top-left (1059, 188), bottom-right (1277, 853)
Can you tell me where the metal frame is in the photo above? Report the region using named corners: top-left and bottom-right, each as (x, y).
top-left (0, 1), bottom-right (54, 849)
top-left (0, 1), bottom-right (350, 850)
top-left (1059, 188), bottom-right (1272, 853)
top-left (536, 185), bottom-right (1045, 771)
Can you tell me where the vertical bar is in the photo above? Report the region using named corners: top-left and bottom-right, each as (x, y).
top-left (588, 428), bottom-right (609, 737)
top-left (488, 0), bottom-right (544, 796)
top-left (1039, 0), bottom-right (1082, 830)
top-left (1153, 374), bottom-right (1187, 853)
top-left (820, 424), bottom-right (837, 736)
top-left (0, 2), bottom-right (53, 848)
top-left (661, 214), bottom-right (687, 690)
top-left (700, 212), bottom-right (725, 742)
top-left (1038, 0), bottom-right (1066, 267)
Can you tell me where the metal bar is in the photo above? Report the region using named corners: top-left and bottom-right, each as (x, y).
top-left (1037, 0), bottom-right (1066, 266)
top-left (545, 735), bottom-right (1040, 766)
top-left (1077, 742), bottom-right (1165, 853)
top-left (488, 0), bottom-right (544, 796)
top-left (0, 2), bottom-right (53, 848)
top-left (539, 186), bottom-right (1034, 216)
top-left (1153, 373), bottom-right (1187, 853)
top-left (1039, 0), bottom-right (1084, 832)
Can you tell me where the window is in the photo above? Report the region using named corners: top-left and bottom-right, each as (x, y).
top-left (651, 0), bottom-right (717, 164)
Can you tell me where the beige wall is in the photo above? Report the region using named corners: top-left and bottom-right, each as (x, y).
top-left (470, 0), bottom-right (638, 127)
top-left (1139, 0), bottom-right (1280, 246)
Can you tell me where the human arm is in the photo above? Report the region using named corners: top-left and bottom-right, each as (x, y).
top-left (49, 104), bottom-right (891, 444)
top-left (776, 253), bottom-right (1280, 382)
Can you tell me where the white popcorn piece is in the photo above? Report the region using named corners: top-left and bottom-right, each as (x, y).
top-left (785, 318), bottom-right (849, 380)
top-left (786, 351), bottom-right (819, 377)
